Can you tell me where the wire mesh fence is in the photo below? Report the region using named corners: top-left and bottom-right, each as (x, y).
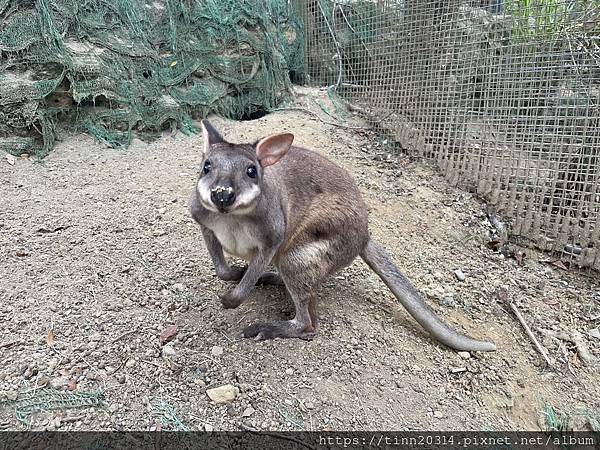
top-left (298, 0), bottom-right (600, 271)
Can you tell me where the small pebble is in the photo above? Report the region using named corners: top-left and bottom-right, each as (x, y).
top-left (211, 346), bottom-right (224, 357)
top-left (285, 368), bottom-right (294, 376)
top-left (454, 269), bottom-right (466, 281)
top-left (50, 376), bottom-right (69, 389)
top-left (242, 406), bottom-right (255, 417)
top-left (458, 351), bottom-right (470, 359)
top-left (162, 345), bottom-right (176, 357)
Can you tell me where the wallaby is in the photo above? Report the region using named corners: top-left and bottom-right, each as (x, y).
top-left (189, 119), bottom-right (496, 352)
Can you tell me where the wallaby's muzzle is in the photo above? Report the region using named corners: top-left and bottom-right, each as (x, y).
top-left (211, 185), bottom-right (236, 210)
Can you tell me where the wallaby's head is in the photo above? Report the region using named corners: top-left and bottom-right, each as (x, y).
top-left (196, 119), bottom-right (294, 214)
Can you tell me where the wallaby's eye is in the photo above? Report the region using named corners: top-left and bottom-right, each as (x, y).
top-left (246, 165), bottom-right (257, 179)
top-left (203, 160), bottom-right (211, 175)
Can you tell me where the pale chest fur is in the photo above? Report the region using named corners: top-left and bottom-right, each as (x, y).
top-left (208, 219), bottom-right (258, 261)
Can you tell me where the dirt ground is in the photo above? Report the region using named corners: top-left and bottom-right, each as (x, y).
top-left (1, 90), bottom-right (599, 432)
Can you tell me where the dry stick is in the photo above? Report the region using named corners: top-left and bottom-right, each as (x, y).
top-left (0, 340), bottom-right (20, 349)
top-left (537, 328), bottom-right (595, 367)
top-left (238, 424), bottom-right (315, 450)
top-left (270, 107), bottom-right (371, 130)
top-left (112, 324), bottom-right (141, 343)
top-left (509, 302), bottom-right (553, 367)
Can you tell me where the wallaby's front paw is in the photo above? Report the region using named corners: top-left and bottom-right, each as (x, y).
top-left (216, 265), bottom-right (246, 282)
top-left (219, 291), bottom-right (244, 309)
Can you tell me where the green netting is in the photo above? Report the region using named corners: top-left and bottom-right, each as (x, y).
top-left (0, 388), bottom-right (104, 425)
top-left (0, 0), bottom-right (306, 157)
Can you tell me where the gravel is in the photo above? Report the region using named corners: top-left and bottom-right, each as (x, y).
top-left (0, 88), bottom-right (598, 431)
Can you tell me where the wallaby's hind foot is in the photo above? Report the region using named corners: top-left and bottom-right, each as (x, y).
top-left (241, 320), bottom-right (316, 340)
top-left (256, 272), bottom-right (285, 286)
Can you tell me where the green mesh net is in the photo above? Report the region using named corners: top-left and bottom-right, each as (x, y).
top-left (0, 0), bottom-right (306, 157)
top-left (0, 387), bottom-right (104, 425)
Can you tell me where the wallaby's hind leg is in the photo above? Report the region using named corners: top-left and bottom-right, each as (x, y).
top-left (241, 287), bottom-right (316, 340)
top-left (242, 238), bottom-right (356, 340)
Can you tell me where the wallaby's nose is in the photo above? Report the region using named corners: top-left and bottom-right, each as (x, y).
top-left (211, 185), bottom-right (236, 208)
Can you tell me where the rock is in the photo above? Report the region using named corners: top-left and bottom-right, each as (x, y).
top-left (49, 376), bottom-right (70, 389)
top-left (152, 229), bottom-right (166, 237)
top-left (1, 390), bottom-right (18, 401)
top-left (285, 368), bottom-right (294, 376)
top-left (162, 345), bottom-right (176, 357)
top-left (454, 269), bottom-right (466, 281)
top-left (440, 295), bottom-right (456, 307)
top-left (206, 385), bottom-right (239, 404)
top-left (47, 358), bottom-right (59, 372)
top-left (204, 424), bottom-right (214, 432)
top-left (428, 287), bottom-right (446, 300)
top-left (125, 359), bottom-right (136, 368)
top-left (434, 410), bottom-right (444, 419)
top-left (458, 351), bottom-right (470, 359)
top-left (211, 346), bottom-right (224, 357)
top-left (242, 406), bottom-right (255, 417)
top-left (23, 366), bottom-right (37, 379)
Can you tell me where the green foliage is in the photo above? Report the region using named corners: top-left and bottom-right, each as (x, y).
top-left (505, 0), bottom-right (600, 38)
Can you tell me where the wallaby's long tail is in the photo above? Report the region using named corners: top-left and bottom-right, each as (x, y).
top-left (360, 238), bottom-right (496, 352)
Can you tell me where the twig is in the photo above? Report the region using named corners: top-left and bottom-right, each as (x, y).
top-left (509, 302), bottom-right (553, 367)
top-left (238, 424), bottom-right (315, 450)
top-left (320, 83), bottom-right (368, 90)
top-left (0, 340), bottom-right (21, 349)
top-left (141, 359), bottom-right (162, 368)
top-left (219, 331), bottom-right (233, 343)
top-left (270, 107), bottom-right (370, 130)
top-left (112, 325), bottom-right (141, 343)
top-left (559, 342), bottom-right (576, 376)
top-left (538, 328), bottom-right (595, 367)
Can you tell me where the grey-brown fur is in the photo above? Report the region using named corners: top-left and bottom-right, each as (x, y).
top-left (189, 120), bottom-right (496, 352)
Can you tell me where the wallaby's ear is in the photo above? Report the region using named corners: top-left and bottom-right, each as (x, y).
top-left (201, 119), bottom-right (224, 154)
top-left (255, 133), bottom-right (294, 167)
